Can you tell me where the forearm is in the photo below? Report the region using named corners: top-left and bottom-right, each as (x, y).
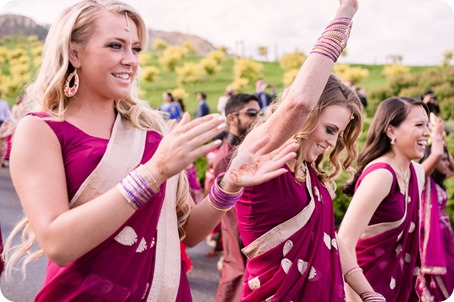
top-left (35, 188), bottom-right (136, 266)
top-left (181, 198), bottom-right (226, 246)
top-left (338, 237), bottom-right (374, 300)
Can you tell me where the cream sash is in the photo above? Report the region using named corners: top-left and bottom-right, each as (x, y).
top-left (69, 114), bottom-right (181, 301)
top-left (242, 167), bottom-right (316, 259)
top-left (147, 174), bottom-right (180, 301)
top-left (361, 162), bottom-right (423, 239)
top-left (70, 114), bottom-right (146, 207)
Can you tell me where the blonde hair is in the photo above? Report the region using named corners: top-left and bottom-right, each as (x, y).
top-left (3, 0), bottom-right (191, 277)
top-left (254, 74), bottom-right (363, 184)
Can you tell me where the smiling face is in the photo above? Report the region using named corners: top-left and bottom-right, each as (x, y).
top-left (70, 11), bottom-right (142, 102)
top-left (300, 104), bottom-right (352, 163)
top-left (390, 105), bottom-right (430, 161)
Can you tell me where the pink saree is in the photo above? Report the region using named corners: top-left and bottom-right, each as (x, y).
top-left (31, 113), bottom-right (191, 302)
top-left (417, 176), bottom-right (454, 301)
top-left (236, 164), bottom-right (344, 301)
top-left (355, 163), bottom-right (421, 302)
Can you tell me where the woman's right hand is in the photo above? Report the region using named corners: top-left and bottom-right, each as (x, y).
top-left (145, 112), bottom-right (226, 182)
top-left (337, 0), bottom-right (358, 18)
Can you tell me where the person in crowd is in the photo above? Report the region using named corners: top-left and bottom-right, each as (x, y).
top-left (159, 91), bottom-right (182, 120)
top-left (420, 89), bottom-right (441, 116)
top-left (217, 86), bottom-right (235, 117)
top-left (254, 79), bottom-right (273, 111)
top-left (416, 115), bottom-right (454, 301)
top-left (235, 1), bottom-right (384, 301)
top-left (195, 92), bottom-right (210, 118)
top-left (0, 97), bottom-right (10, 127)
top-left (355, 86), bottom-right (367, 108)
top-left (1, 1), bottom-right (298, 300)
top-left (214, 93), bottom-right (261, 302)
top-left (339, 97), bottom-right (430, 301)
top-left (0, 95), bottom-right (26, 168)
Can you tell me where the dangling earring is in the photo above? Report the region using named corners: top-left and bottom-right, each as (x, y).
top-left (390, 137), bottom-right (396, 145)
top-left (64, 69), bottom-right (79, 97)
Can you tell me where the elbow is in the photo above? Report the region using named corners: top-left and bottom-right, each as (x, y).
top-left (44, 245), bottom-right (76, 267)
top-left (181, 236), bottom-right (200, 248)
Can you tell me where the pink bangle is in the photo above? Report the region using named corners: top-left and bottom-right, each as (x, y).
top-left (208, 173), bottom-right (244, 211)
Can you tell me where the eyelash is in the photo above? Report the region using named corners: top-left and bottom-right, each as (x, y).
top-left (326, 127), bottom-right (335, 135)
top-left (108, 43), bottom-right (142, 54)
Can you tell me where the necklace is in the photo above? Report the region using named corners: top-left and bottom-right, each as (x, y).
top-left (399, 166), bottom-right (410, 203)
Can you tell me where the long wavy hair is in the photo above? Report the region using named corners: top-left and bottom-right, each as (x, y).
top-left (343, 97), bottom-right (429, 196)
top-left (252, 74), bottom-right (364, 185)
top-left (3, 0), bottom-right (191, 277)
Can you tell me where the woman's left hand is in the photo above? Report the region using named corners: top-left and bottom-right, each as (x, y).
top-left (221, 136), bottom-right (298, 192)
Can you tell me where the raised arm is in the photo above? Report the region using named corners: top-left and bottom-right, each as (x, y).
top-left (421, 115), bottom-right (445, 177)
top-left (240, 0), bottom-right (358, 154)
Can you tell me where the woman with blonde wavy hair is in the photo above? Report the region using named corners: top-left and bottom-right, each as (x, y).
top-left (1, 1), bottom-right (298, 301)
top-left (234, 0), bottom-right (385, 301)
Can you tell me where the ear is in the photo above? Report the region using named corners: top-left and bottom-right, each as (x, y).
top-left (226, 113), bottom-right (236, 125)
top-left (386, 125), bottom-right (396, 140)
top-left (68, 46), bottom-right (81, 69)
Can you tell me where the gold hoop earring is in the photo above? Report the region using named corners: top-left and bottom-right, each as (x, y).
top-left (390, 137), bottom-right (396, 145)
top-left (64, 70), bottom-right (79, 97)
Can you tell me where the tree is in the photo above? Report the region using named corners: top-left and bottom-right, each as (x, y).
top-left (442, 50), bottom-right (453, 67)
top-left (257, 45), bottom-right (268, 61)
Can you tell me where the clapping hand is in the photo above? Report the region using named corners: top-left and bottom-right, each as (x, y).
top-left (147, 112), bottom-right (225, 180)
top-left (221, 136), bottom-right (298, 192)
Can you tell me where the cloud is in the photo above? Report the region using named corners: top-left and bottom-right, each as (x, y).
top-left (1, 0), bottom-right (453, 65)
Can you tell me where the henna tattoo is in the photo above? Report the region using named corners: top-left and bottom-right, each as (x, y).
top-left (229, 161), bottom-right (260, 184)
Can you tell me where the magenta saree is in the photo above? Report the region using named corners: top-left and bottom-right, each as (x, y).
top-left (31, 113), bottom-right (191, 302)
top-left (417, 176), bottom-right (454, 301)
top-left (236, 164), bottom-right (344, 301)
top-left (355, 163), bottom-right (421, 302)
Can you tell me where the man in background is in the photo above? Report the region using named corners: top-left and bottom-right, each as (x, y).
top-left (213, 93), bottom-right (261, 302)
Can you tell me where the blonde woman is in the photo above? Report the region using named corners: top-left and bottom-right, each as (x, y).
top-left (1, 1), bottom-right (297, 301)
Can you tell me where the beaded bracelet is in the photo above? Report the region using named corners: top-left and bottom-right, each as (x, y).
top-left (208, 173), bottom-right (244, 212)
top-left (359, 291), bottom-right (386, 302)
top-left (310, 16), bottom-right (352, 62)
top-left (116, 167), bottom-right (157, 210)
top-left (344, 266), bottom-right (363, 281)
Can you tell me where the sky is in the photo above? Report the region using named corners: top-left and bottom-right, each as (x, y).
top-left (0, 0), bottom-right (453, 66)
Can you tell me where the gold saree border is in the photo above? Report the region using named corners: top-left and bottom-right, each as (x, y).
top-left (242, 166), bottom-right (316, 259)
top-left (70, 114), bottom-right (146, 207)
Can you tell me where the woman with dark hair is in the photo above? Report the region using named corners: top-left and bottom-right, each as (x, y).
top-left (339, 97), bottom-right (430, 301)
top-left (416, 115), bottom-right (454, 301)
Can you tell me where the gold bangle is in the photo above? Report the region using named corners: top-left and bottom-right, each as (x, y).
top-left (344, 267), bottom-right (363, 280)
top-left (207, 195), bottom-right (233, 212)
top-left (136, 165), bottom-right (160, 193)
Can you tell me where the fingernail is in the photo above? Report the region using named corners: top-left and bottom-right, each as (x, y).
top-left (214, 139), bottom-right (222, 145)
top-left (217, 123), bottom-right (226, 130)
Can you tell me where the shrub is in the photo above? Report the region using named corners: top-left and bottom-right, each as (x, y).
top-left (233, 58), bottom-right (263, 83)
top-left (279, 51), bottom-right (306, 72)
top-left (176, 62), bottom-right (206, 85)
top-left (140, 66), bottom-right (160, 82)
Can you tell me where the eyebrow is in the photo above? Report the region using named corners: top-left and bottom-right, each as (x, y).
top-left (110, 37), bottom-right (141, 46)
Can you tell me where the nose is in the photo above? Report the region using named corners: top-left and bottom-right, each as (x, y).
top-left (122, 47), bottom-right (138, 66)
top-left (326, 136), bottom-right (336, 148)
top-left (422, 124), bottom-right (430, 137)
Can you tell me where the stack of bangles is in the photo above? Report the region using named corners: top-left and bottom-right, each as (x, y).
top-left (310, 16), bottom-right (353, 62)
top-left (116, 164), bottom-right (160, 210)
top-left (208, 173), bottom-right (244, 212)
top-left (359, 291), bottom-right (386, 302)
